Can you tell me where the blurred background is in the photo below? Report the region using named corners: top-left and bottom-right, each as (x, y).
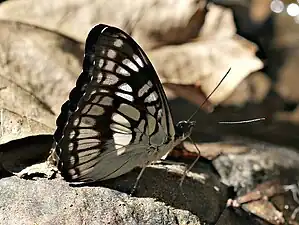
top-left (1, 0), bottom-right (299, 224)
top-left (1, 0), bottom-right (299, 148)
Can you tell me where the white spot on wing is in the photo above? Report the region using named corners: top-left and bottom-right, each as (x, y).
top-left (89, 105), bottom-right (105, 116)
top-left (116, 66), bottom-right (130, 76)
top-left (122, 59), bottom-right (139, 72)
top-left (133, 54), bottom-right (144, 67)
top-left (110, 123), bottom-right (132, 133)
top-left (103, 60), bottom-right (116, 71)
top-left (98, 59), bottom-right (104, 67)
top-left (147, 115), bottom-right (156, 135)
top-left (107, 49), bottom-right (116, 58)
top-left (114, 39), bottom-right (123, 47)
top-left (116, 92), bottom-right (134, 102)
top-left (147, 106), bottom-right (156, 115)
top-left (157, 109), bottom-right (163, 120)
top-left (119, 83), bottom-right (133, 92)
top-left (118, 103), bottom-right (140, 121)
top-left (99, 96), bottom-right (113, 106)
top-left (102, 74), bottom-right (119, 85)
top-left (138, 84), bottom-right (150, 97)
top-left (73, 118), bottom-right (80, 126)
top-left (113, 133), bottom-right (132, 149)
top-left (145, 92), bottom-right (158, 103)
top-left (94, 72), bottom-right (103, 83)
top-left (112, 113), bottom-right (130, 126)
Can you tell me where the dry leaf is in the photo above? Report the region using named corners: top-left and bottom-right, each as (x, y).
top-left (180, 142), bottom-right (249, 160)
top-left (0, 75), bottom-right (56, 127)
top-left (0, 0), bottom-right (207, 50)
top-left (0, 20), bottom-right (82, 114)
top-left (148, 4), bottom-right (263, 105)
top-left (150, 36), bottom-right (263, 104)
top-left (0, 108), bottom-right (54, 145)
top-left (198, 3), bottom-right (236, 39)
top-left (163, 83), bottom-right (214, 112)
top-left (242, 200), bottom-right (285, 225)
top-left (222, 71), bottom-right (271, 106)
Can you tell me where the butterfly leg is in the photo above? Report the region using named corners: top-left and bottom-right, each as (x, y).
top-left (179, 138), bottom-right (201, 187)
top-left (130, 165), bottom-right (147, 196)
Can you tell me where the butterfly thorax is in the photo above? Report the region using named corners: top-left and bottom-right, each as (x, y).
top-left (174, 120), bottom-right (196, 144)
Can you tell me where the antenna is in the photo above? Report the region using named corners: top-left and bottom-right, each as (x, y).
top-left (187, 68), bottom-right (231, 121)
top-left (219, 118), bottom-right (265, 124)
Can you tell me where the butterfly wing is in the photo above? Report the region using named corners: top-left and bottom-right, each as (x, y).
top-left (52, 24), bottom-right (176, 182)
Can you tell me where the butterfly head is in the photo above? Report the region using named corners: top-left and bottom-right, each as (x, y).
top-left (174, 120), bottom-right (196, 142)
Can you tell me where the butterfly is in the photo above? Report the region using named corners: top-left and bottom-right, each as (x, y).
top-left (50, 24), bottom-right (196, 184)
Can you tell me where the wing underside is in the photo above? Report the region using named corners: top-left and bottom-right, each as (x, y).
top-left (53, 24), bottom-right (175, 181)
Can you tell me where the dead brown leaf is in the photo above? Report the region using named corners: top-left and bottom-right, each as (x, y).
top-left (0, 0), bottom-right (207, 50)
top-left (181, 142), bottom-right (249, 160)
top-left (150, 35), bottom-right (263, 105)
top-left (0, 20), bottom-right (82, 114)
top-left (242, 199), bottom-right (285, 224)
top-left (0, 75), bottom-right (56, 127)
top-left (222, 71), bottom-right (271, 106)
top-left (147, 4), bottom-right (263, 105)
top-left (0, 108), bottom-right (54, 145)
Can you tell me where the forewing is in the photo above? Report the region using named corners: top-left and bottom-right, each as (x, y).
top-left (52, 24), bottom-right (175, 182)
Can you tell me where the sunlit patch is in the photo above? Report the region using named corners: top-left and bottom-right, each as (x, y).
top-left (118, 103), bottom-right (140, 121)
top-left (133, 54), bottom-right (144, 67)
top-left (145, 92), bottom-right (158, 103)
top-left (122, 59), bottom-right (139, 72)
top-left (118, 83), bottom-right (133, 92)
top-left (112, 113), bottom-right (130, 125)
top-left (99, 96), bottom-right (113, 106)
top-left (102, 73), bottom-right (119, 85)
top-left (116, 92), bottom-right (134, 102)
